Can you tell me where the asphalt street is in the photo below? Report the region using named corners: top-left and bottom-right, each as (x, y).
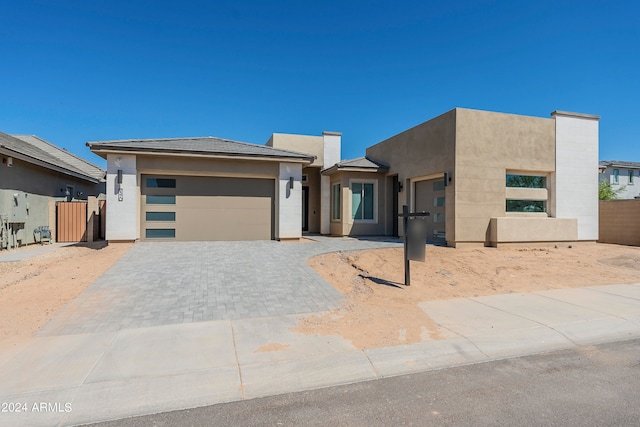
top-left (87, 338), bottom-right (640, 427)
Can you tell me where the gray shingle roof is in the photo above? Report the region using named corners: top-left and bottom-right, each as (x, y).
top-left (322, 156), bottom-right (389, 174)
top-left (87, 137), bottom-right (316, 162)
top-left (0, 132), bottom-right (105, 183)
top-left (11, 135), bottom-right (105, 181)
top-left (599, 160), bottom-right (640, 169)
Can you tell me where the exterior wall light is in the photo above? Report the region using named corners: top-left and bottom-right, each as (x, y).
top-left (117, 169), bottom-right (123, 184)
top-left (289, 176), bottom-right (294, 190)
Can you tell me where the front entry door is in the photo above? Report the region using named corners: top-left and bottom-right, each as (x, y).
top-left (302, 186), bottom-right (309, 232)
top-left (414, 178), bottom-right (446, 243)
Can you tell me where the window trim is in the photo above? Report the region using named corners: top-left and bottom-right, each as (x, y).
top-left (349, 179), bottom-right (378, 224)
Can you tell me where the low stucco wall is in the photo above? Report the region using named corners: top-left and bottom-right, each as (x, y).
top-left (489, 217), bottom-right (578, 247)
top-left (599, 199), bottom-right (640, 246)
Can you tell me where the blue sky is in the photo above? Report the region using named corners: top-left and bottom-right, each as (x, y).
top-left (1, 0), bottom-right (638, 168)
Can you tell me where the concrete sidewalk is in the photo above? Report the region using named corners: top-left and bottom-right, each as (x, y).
top-left (1, 282), bottom-right (639, 426)
top-left (0, 243), bottom-right (72, 262)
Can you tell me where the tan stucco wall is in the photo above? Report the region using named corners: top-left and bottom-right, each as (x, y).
top-left (267, 134), bottom-right (324, 167)
top-left (136, 155), bottom-right (279, 178)
top-left (365, 108), bottom-right (558, 246)
top-left (303, 167), bottom-right (321, 233)
top-left (599, 199), bottom-right (640, 246)
top-left (366, 110), bottom-right (457, 240)
top-left (328, 171), bottom-right (386, 236)
top-left (454, 108), bottom-right (556, 245)
top-left (489, 217), bottom-right (577, 246)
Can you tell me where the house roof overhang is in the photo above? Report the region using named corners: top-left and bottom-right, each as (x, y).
top-left (321, 156), bottom-right (389, 176)
top-left (87, 137), bottom-right (316, 165)
top-left (0, 145), bottom-right (103, 184)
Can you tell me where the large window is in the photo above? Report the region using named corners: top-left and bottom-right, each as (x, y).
top-left (506, 200), bottom-right (546, 213)
top-left (351, 181), bottom-right (375, 221)
top-left (613, 169), bottom-right (619, 184)
top-left (331, 183), bottom-right (341, 220)
top-left (506, 174), bottom-right (546, 188)
top-left (505, 173), bottom-right (547, 214)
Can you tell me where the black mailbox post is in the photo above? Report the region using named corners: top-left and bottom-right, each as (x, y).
top-left (399, 205), bottom-right (430, 286)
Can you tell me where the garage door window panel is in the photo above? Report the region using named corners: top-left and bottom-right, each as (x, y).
top-left (146, 195), bottom-right (176, 205)
top-left (146, 212), bottom-right (176, 221)
top-left (145, 228), bottom-right (176, 239)
top-left (146, 178), bottom-right (176, 188)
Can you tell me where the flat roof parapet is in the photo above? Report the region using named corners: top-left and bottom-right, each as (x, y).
top-left (551, 110), bottom-right (600, 120)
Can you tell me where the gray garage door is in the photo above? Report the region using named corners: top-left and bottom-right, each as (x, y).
top-left (414, 178), bottom-right (446, 243)
top-left (141, 175), bottom-right (275, 241)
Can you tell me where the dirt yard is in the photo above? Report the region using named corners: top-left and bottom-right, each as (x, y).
top-left (2, 241), bottom-right (640, 352)
top-left (0, 242), bottom-right (132, 348)
top-left (294, 243), bottom-right (640, 349)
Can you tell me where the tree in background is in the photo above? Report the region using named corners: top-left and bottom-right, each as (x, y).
top-left (599, 180), bottom-right (625, 200)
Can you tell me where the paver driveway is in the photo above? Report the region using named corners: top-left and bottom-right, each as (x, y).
top-left (38, 236), bottom-right (402, 336)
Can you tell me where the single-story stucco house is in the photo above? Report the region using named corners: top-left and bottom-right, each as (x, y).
top-left (87, 107), bottom-right (599, 247)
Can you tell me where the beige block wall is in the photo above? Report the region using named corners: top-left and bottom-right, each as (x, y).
top-left (599, 200), bottom-right (640, 246)
top-left (328, 171), bottom-right (386, 236)
top-left (454, 108), bottom-right (556, 245)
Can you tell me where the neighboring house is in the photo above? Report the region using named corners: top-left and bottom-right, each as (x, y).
top-left (0, 132), bottom-right (106, 248)
top-left (88, 108), bottom-right (599, 247)
top-left (599, 161), bottom-right (640, 199)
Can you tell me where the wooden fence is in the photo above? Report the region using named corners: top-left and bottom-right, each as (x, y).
top-left (56, 201), bottom-right (87, 242)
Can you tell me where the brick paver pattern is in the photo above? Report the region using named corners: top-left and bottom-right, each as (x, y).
top-left (38, 237), bottom-right (402, 335)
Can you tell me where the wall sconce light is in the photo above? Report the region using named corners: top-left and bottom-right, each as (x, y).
top-left (289, 177), bottom-right (294, 190)
top-left (397, 181), bottom-right (403, 192)
top-left (117, 169), bottom-right (123, 184)
top-left (444, 172), bottom-right (451, 186)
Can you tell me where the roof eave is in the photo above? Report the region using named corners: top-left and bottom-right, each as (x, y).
top-left (0, 145), bottom-right (102, 183)
top-left (88, 147), bottom-right (315, 164)
top-left (321, 166), bottom-right (389, 175)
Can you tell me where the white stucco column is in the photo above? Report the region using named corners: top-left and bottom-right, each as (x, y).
top-left (552, 111), bottom-right (600, 241)
top-left (106, 154), bottom-right (138, 241)
top-left (320, 131), bottom-right (341, 234)
top-left (277, 162), bottom-right (303, 239)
